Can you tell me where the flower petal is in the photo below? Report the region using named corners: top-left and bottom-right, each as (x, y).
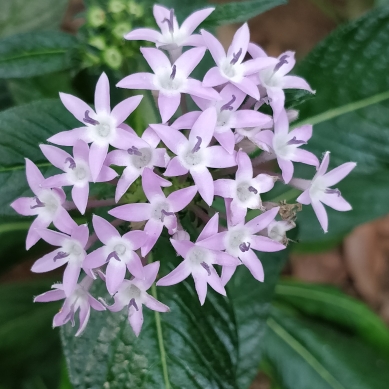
top-left (247, 42), bottom-right (267, 58)
top-left (206, 146), bottom-right (237, 168)
top-left (175, 47), bottom-right (206, 78)
top-left (181, 7), bottom-right (214, 36)
top-left (71, 185), bottom-right (89, 215)
top-left (184, 78), bottom-right (221, 101)
top-left (92, 214), bottom-right (120, 244)
top-left (63, 262), bottom-right (81, 296)
top-left (109, 203), bottom-right (152, 222)
top-left (158, 92), bottom-right (181, 123)
top-left (320, 193), bottom-right (352, 212)
top-left (53, 207), bottom-right (77, 234)
top-left (268, 88), bottom-right (285, 121)
top-left (296, 189), bottom-right (311, 205)
top-left (236, 150), bottom-right (253, 181)
top-left (31, 249), bottom-right (69, 273)
top-left (26, 217), bottom-right (50, 250)
top-left (83, 247), bottom-right (107, 269)
top-left (191, 167), bottom-right (214, 206)
top-left (278, 157), bottom-right (294, 184)
top-left (221, 265), bottom-right (237, 286)
top-left (39, 144), bottom-right (71, 171)
top-left (141, 219), bottom-right (163, 256)
top-left (47, 127), bottom-right (89, 146)
top-left (189, 106), bottom-right (217, 147)
top-left (197, 213), bottom-right (219, 242)
top-left (245, 207), bottom-right (279, 234)
top-left (94, 72), bottom-right (110, 115)
top-left (203, 67), bottom-right (227, 87)
top-left (115, 167), bottom-right (139, 202)
top-left (323, 162), bottom-right (356, 187)
top-left (227, 23), bottom-right (249, 61)
top-left (230, 199), bottom-right (247, 226)
top-left (201, 29), bottom-right (225, 65)
top-left (207, 266), bottom-right (226, 296)
top-left (73, 139), bottom-right (90, 162)
top-left (116, 72), bottom-right (156, 90)
top-left (250, 235), bottom-right (285, 252)
top-left (240, 249), bottom-right (264, 281)
top-left (126, 252), bottom-right (145, 279)
top-left (34, 288), bottom-right (65, 303)
top-left (59, 92), bottom-right (94, 124)
top-left (25, 159), bottom-right (44, 195)
top-left (289, 124), bottom-right (313, 143)
top-left (168, 186), bottom-right (197, 212)
top-left (232, 78), bottom-right (259, 100)
top-left (144, 294), bottom-right (170, 312)
top-left (193, 272), bottom-right (208, 305)
top-left (164, 156), bottom-right (188, 177)
top-left (125, 28), bottom-right (162, 42)
top-left (106, 259), bottom-right (127, 295)
top-left (157, 260), bottom-right (191, 286)
top-left (150, 124), bottom-right (188, 155)
top-left (10, 197), bottom-right (37, 216)
top-left (291, 148), bottom-right (319, 167)
top-left (282, 75), bottom-right (314, 92)
top-left (89, 142), bottom-right (109, 182)
top-left (312, 200), bottom-right (328, 233)
top-left (214, 179), bottom-right (235, 198)
top-left (142, 167), bottom-right (165, 201)
top-left (75, 302), bottom-right (91, 336)
top-left (214, 130), bottom-right (236, 154)
top-left (111, 95), bottom-right (143, 125)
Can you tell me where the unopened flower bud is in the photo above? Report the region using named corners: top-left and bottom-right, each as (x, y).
top-left (88, 36), bottom-right (106, 51)
top-left (287, 109), bottom-right (299, 122)
top-left (87, 7), bottom-right (106, 28)
top-left (267, 220), bottom-right (296, 245)
top-left (109, 0), bottom-right (126, 13)
top-left (113, 22), bottom-right (132, 39)
top-left (172, 230), bottom-right (190, 241)
top-left (103, 47), bottom-right (123, 69)
top-left (128, 1), bottom-right (144, 18)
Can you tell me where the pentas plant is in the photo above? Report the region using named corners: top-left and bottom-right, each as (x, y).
top-left (10, 4), bottom-right (356, 337)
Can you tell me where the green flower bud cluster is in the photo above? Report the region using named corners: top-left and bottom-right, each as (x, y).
top-left (80, 0), bottom-right (154, 71)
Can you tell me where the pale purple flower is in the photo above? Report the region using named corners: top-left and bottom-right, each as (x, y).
top-left (105, 126), bottom-right (170, 202)
top-left (172, 84), bottom-right (272, 153)
top-left (295, 152), bottom-right (356, 233)
top-left (267, 220), bottom-right (296, 245)
top-left (256, 110), bottom-right (319, 183)
top-left (40, 140), bottom-right (117, 214)
top-left (125, 5), bottom-right (214, 56)
top-left (105, 262), bottom-right (169, 336)
top-left (48, 73), bottom-right (143, 181)
top-left (202, 24), bottom-right (277, 100)
top-left (109, 168), bottom-right (197, 256)
top-left (10, 159), bottom-right (76, 249)
top-left (248, 43), bottom-right (314, 120)
top-left (34, 276), bottom-right (105, 336)
top-left (151, 107), bottom-right (237, 205)
top-left (84, 215), bottom-right (147, 295)
top-left (117, 47), bottom-right (220, 123)
top-left (214, 150), bottom-right (276, 225)
top-left (157, 213), bottom-right (239, 305)
top-left (199, 202), bottom-right (285, 285)
top-left (31, 224), bottom-right (89, 295)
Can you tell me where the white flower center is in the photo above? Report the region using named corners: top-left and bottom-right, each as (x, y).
top-left (217, 109), bottom-right (231, 127)
top-left (34, 190), bottom-right (60, 220)
top-left (260, 68), bottom-right (282, 88)
top-left (124, 284), bottom-right (141, 300)
top-left (131, 148), bottom-right (152, 169)
top-left (236, 182), bottom-right (257, 203)
top-left (68, 161), bottom-right (90, 185)
top-left (188, 246), bottom-right (210, 265)
top-left (309, 177), bottom-right (327, 200)
top-left (273, 135), bottom-right (294, 159)
top-left (157, 69), bottom-right (184, 92)
top-left (225, 227), bottom-right (249, 257)
top-left (151, 201), bottom-right (171, 221)
top-left (114, 244), bottom-right (126, 256)
top-left (95, 122), bottom-right (111, 138)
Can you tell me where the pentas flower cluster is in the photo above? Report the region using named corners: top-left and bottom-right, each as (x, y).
top-left (10, 5), bottom-right (356, 337)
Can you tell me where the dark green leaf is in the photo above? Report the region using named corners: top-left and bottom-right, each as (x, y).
top-left (0, 99), bottom-right (78, 219)
top-left (228, 249), bottom-right (290, 388)
top-left (274, 280), bottom-right (389, 356)
top-left (0, 0), bottom-right (68, 38)
top-left (0, 280), bottom-right (61, 389)
top-left (289, 6), bottom-right (389, 245)
top-left (62, 236), bottom-right (240, 389)
top-left (263, 307), bottom-right (389, 389)
top-left (7, 72), bottom-right (74, 105)
top-left (0, 32), bottom-right (78, 79)
top-left (204, 0), bottom-right (287, 27)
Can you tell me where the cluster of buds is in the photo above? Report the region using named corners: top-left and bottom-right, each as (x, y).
top-left (11, 5), bottom-right (356, 337)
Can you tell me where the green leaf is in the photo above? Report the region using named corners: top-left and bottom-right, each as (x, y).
top-left (0, 32), bottom-right (78, 79)
top-left (7, 71), bottom-right (74, 105)
top-left (274, 280), bottom-right (389, 355)
top-left (289, 6), bottom-right (389, 245)
top-left (228, 249), bottom-right (290, 388)
top-left (263, 307), bottom-right (389, 389)
top-left (0, 0), bottom-right (68, 38)
top-left (62, 236), bottom-right (240, 389)
top-left (204, 0), bottom-right (287, 27)
top-left (0, 99), bottom-right (78, 218)
top-left (0, 280), bottom-right (61, 388)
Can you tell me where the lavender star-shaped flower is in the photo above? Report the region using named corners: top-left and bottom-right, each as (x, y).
top-left (199, 202), bottom-right (285, 285)
top-left (105, 126), bottom-right (170, 202)
top-left (10, 159), bottom-right (75, 249)
top-left (157, 213), bottom-right (239, 305)
top-left (34, 276), bottom-right (105, 336)
top-left (248, 43), bottom-right (315, 120)
top-left (125, 5), bottom-right (214, 57)
top-left (31, 224), bottom-right (89, 295)
top-left (48, 72), bottom-right (143, 181)
top-left (256, 109), bottom-right (319, 183)
top-left (104, 262), bottom-right (169, 336)
top-left (294, 151), bottom-right (356, 233)
top-left (201, 23), bottom-right (277, 100)
top-left (151, 107), bottom-right (237, 206)
top-left (214, 150), bottom-right (276, 225)
top-left (116, 47), bottom-right (220, 123)
top-left (109, 168), bottom-right (197, 256)
top-left (172, 84), bottom-right (272, 153)
top-left (84, 215), bottom-right (147, 295)
top-left (40, 140), bottom-right (117, 214)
